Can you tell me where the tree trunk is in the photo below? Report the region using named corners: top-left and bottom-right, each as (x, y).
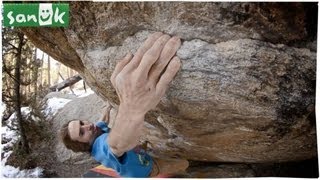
top-left (14, 32), bottom-right (30, 154)
top-left (47, 55), bottom-right (51, 86)
top-left (67, 67), bottom-right (70, 78)
top-left (33, 48), bottom-right (38, 104)
top-left (25, 60), bottom-right (33, 102)
top-left (49, 74), bottom-right (82, 92)
top-left (28, 58), bottom-right (31, 101)
top-left (39, 52), bottom-right (44, 87)
top-left (55, 62), bottom-right (61, 84)
top-left (83, 80), bottom-right (86, 92)
top-left (70, 68), bottom-right (74, 77)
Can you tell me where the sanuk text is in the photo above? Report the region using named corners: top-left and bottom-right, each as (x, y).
top-left (3, 3), bottom-right (69, 27)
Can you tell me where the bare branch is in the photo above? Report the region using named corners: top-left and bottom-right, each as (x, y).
top-left (3, 42), bottom-right (18, 50)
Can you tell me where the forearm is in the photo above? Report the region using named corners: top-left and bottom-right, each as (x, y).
top-left (101, 112), bottom-right (108, 123)
top-left (108, 105), bottom-right (145, 156)
top-left (101, 106), bottom-right (112, 124)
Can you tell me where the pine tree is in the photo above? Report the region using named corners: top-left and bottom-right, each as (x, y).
top-left (2, 27), bottom-right (42, 154)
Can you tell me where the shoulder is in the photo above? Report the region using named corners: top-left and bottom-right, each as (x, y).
top-left (95, 121), bottom-right (107, 128)
top-left (96, 121), bottom-right (110, 133)
top-left (90, 133), bottom-right (124, 172)
top-left (91, 134), bottom-right (107, 154)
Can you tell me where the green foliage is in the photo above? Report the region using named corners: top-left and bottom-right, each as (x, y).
top-left (2, 27), bottom-right (60, 177)
top-left (2, 27), bottom-right (42, 121)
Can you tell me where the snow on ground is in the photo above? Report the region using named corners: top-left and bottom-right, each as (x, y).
top-left (44, 86), bottom-right (94, 117)
top-left (1, 165), bottom-right (43, 178)
top-left (1, 110), bottom-right (44, 178)
top-left (44, 97), bottom-right (72, 117)
top-left (1, 86), bottom-right (94, 177)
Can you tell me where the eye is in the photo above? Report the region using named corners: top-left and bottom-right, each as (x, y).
top-left (80, 121), bottom-right (84, 126)
top-left (46, 10), bottom-right (49, 13)
top-left (79, 129), bottom-right (84, 136)
top-left (42, 10), bottom-right (45, 13)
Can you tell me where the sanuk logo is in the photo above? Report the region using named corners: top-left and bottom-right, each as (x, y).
top-left (3, 3), bottom-right (69, 27)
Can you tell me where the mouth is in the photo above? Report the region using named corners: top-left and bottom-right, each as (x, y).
top-left (91, 124), bottom-right (97, 133)
top-left (40, 15), bottom-right (50, 22)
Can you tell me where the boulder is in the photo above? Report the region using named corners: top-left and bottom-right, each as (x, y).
top-left (44, 92), bottom-right (77, 101)
top-left (22, 2), bottom-right (317, 162)
top-left (186, 164), bottom-right (255, 178)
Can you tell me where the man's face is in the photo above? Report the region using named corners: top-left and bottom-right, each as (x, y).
top-left (68, 120), bottom-right (101, 144)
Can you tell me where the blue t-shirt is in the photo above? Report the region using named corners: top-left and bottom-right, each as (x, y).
top-left (91, 121), bottom-right (153, 177)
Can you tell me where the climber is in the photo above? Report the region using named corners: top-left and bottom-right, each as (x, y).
top-left (59, 32), bottom-right (189, 177)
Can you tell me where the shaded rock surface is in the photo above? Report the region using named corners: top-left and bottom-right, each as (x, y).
top-left (22, 2), bottom-right (317, 162)
top-left (185, 158), bottom-right (318, 178)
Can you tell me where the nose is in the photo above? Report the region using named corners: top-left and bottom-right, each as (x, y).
top-left (83, 124), bottom-right (92, 131)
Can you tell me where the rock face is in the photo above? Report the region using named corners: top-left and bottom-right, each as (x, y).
top-left (22, 2), bottom-right (317, 162)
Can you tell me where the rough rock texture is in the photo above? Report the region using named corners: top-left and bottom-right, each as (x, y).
top-left (22, 2), bottom-right (317, 163)
top-left (186, 163), bottom-right (256, 178)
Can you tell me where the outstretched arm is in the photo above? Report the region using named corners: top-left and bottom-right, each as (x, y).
top-left (108, 32), bottom-right (181, 157)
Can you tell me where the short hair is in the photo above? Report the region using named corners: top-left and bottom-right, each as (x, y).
top-left (59, 120), bottom-right (91, 153)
